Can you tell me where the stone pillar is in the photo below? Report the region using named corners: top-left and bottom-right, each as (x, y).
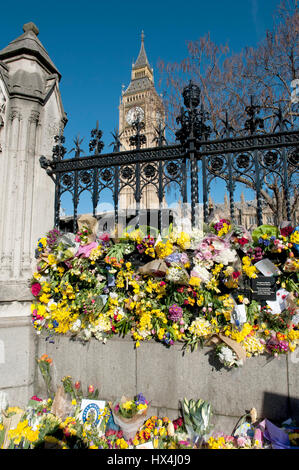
top-left (0, 22), bottom-right (66, 406)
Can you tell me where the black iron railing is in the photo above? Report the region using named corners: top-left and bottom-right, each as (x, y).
top-left (40, 82), bottom-right (299, 232)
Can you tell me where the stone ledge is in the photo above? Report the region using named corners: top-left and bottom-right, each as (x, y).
top-left (0, 281), bottom-right (34, 302)
top-left (0, 315), bottom-right (32, 328)
top-left (0, 300), bottom-right (31, 322)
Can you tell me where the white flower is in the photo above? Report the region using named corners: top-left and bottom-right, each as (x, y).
top-left (71, 319), bottom-right (81, 333)
top-left (166, 265), bottom-right (189, 284)
top-left (82, 328), bottom-right (92, 341)
top-left (190, 228), bottom-right (205, 247)
top-left (109, 292), bottom-right (118, 300)
top-left (214, 248), bottom-right (237, 265)
top-left (292, 313), bottom-right (299, 326)
top-left (218, 346), bottom-right (235, 364)
top-left (191, 266), bottom-right (211, 284)
top-left (217, 345), bottom-right (243, 368)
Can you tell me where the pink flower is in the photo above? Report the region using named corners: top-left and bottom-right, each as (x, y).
top-left (99, 233), bottom-right (110, 243)
top-left (180, 253), bottom-right (189, 264)
top-left (31, 395), bottom-right (42, 402)
top-left (236, 437), bottom-right (247, 447)
top-left (31, 283), bottom-right (41, 297)
top-left (88, 385), bottom-right (95, 394)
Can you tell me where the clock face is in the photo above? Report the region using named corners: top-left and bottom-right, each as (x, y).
top-left (126, 106), bottom-right (144, 125)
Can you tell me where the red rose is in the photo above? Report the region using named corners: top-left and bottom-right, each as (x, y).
top-left (31, 283), bottom-right (41, 297)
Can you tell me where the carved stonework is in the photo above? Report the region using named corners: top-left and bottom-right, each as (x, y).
top-left (8, 106), bottom-right (21, 122)
top-left (29, 110), bottom-right (40, 125)
top-left (0, 88), bottom-right (6, 152)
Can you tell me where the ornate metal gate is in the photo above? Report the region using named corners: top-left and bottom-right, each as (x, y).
top-left (40, 82), bottom-right (299, 233)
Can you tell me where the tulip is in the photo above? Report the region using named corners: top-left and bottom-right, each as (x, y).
top-left (75, 381), bottom-right (81, 390)
top-left (88, 385), bottom-right (95, 394)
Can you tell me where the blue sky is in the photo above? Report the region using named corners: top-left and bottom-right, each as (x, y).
top-left (0, 0), bottom-right (285, 213)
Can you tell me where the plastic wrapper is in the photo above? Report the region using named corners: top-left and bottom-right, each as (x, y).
top-left (112, 410), bottom-right (147, 441)
top-left (138, 259), bottom-right (168, 277)
top-left (1, 410), bottom-right (24, 449)
top-left (50, 385), bottom-right (73, 421)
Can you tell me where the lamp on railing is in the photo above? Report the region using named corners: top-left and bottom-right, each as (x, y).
top-left (244, 95), bottom-right (264, 135)
top-left (175, 81), bottom-right (211, 146)
top-left (52, 128), bottom-right (67, 161)
top-left (182, 80), bottom-right (201, 109)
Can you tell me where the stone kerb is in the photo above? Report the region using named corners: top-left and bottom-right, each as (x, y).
top-left (35, 333), bottom-right (295, 433)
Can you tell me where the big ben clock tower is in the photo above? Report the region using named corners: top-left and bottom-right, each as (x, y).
top-left (118, 32), bottom-right (165, 210)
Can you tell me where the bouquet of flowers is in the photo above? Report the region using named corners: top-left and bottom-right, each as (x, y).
top-left (215, 344), bottom-right (244, 369)
top-left (111, 394), bottom-right (149, 440)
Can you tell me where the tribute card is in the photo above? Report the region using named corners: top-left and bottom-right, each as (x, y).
top-left (79, 399), bottom-right (106, 427)
top-left (254, 259), bottom-right (281, 277)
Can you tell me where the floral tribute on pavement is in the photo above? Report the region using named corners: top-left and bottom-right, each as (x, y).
top-left (30, 216), bottom-right (299, 368)
top-left (1, 357), bottom-right (299, 449)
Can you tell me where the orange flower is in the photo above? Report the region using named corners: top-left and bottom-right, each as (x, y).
top-left (39, 354), bottom-right (52, 364)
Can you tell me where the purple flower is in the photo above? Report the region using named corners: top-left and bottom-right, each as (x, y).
top-left (136, 393), bottom-right (148, 405)
top-left (166, 252), bottom-right (182, 264)
top-left (168, 304), bottom-right (183, 322)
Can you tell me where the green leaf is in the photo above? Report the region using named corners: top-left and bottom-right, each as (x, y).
top-left (251, 225), bottom-right (278, 243)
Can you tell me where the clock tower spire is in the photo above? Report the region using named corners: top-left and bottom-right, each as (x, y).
top-left (119, 32), bottom-right (164, 152)
top-left (118, 33), bottom-right (165, 211)
top-left (119, 31), bottom-right (165, 209)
